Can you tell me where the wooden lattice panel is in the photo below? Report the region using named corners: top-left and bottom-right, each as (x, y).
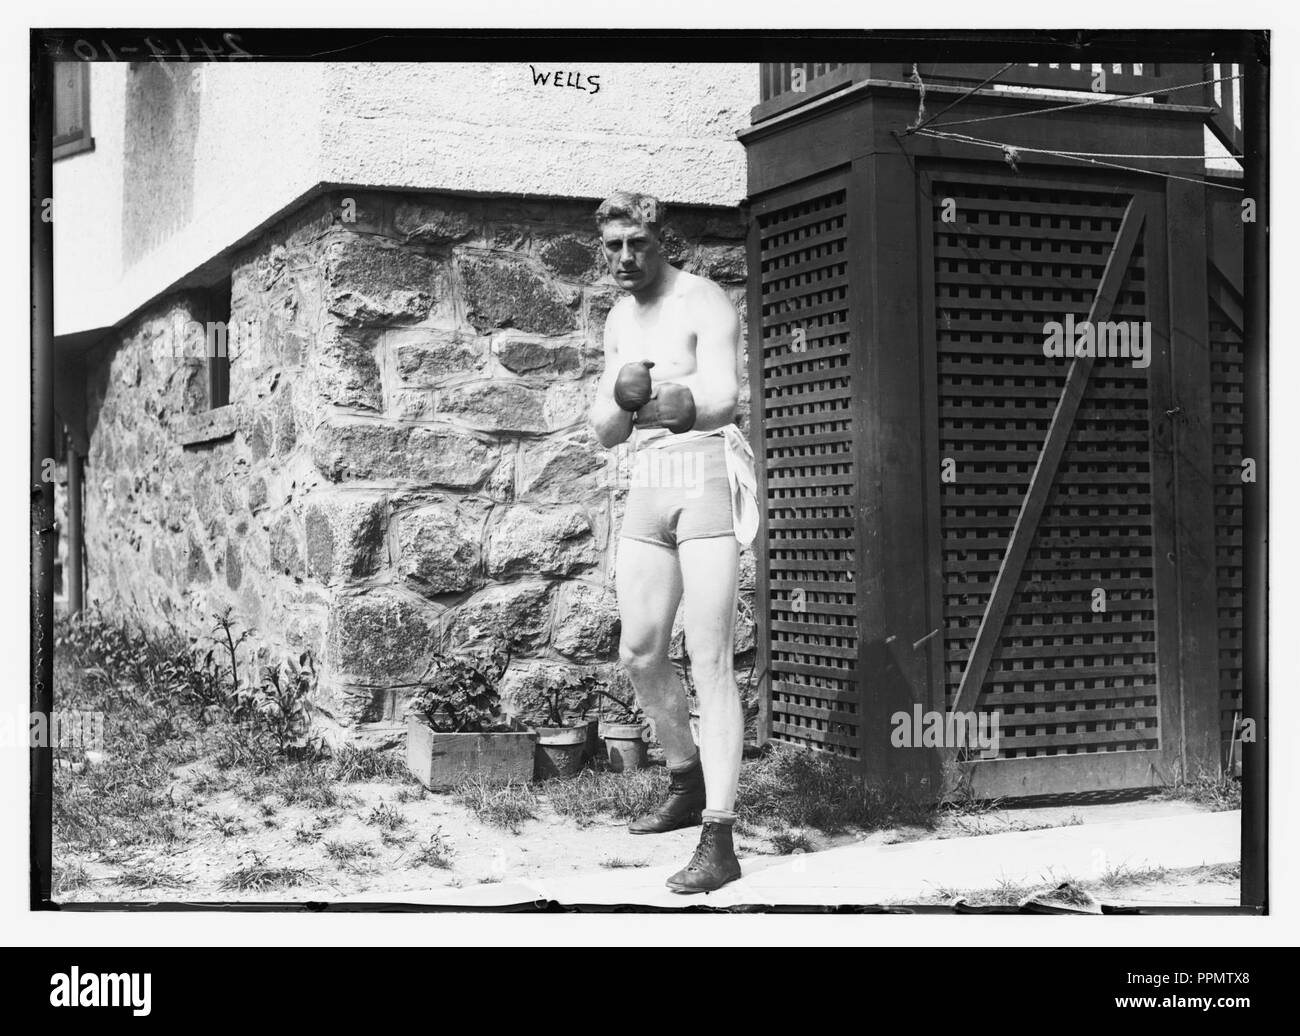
top-left (1209, 293), bottom-right (1244, 757)
top-left (757, 187), bottom-right (859, 759)
top-left (933, 181), bottom-right (1159, 760)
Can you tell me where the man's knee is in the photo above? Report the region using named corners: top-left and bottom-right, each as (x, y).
top-left (619, 636), bottom-right (668, 675)
top-left (688, 650), bottom-right (735, 691)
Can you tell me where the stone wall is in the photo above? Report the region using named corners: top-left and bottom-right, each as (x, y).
top-left (82, 189), bottom-right (753, 740)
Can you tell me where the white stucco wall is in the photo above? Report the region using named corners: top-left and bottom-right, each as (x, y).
top-left (53, 62), bottom-right (327, 338)
top-left (53, 62), bottom-right (757, 338)
top-left (318, 63), bottom-right (753, 205)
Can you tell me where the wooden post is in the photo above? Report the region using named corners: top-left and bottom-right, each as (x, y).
top-left (1240, 51), bottom-right (1268, 913)
top-left (852, 140), bottom-right (939, 792)
top-left (1161, 176), bottom-right (1224, 781)
top-left (746, 212), bottom-right (771, 747)
top-left (30, 37), bottom-right (55, 908)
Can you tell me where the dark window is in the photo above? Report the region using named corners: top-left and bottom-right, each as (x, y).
top-left (53, 62), bottom-right (93, 159)
top-left (205, 279), bottom-right (232, 409)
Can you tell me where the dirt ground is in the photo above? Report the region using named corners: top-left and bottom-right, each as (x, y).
top-left (54, 766), bottom-right (1237, 907)
top-left (50, 615), bottom-right (1243, 910)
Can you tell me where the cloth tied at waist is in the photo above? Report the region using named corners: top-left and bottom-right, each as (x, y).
top-left (630, 423), bottom-right (759, 548)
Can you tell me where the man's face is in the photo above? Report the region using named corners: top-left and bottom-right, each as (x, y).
top-left (600, 217), bottom-right (664, 293)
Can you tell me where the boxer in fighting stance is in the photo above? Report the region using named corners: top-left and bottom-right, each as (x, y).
top-left (588, 191), bottom-right (757, 893)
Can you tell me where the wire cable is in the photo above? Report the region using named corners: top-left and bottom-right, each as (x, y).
top-left (921, 127), bottom-right (1232, 161)
top-left (915, 128), bottom-right (1245, 191)
top-left (906, 62), bottom-right (1016, 135)
top-left (924, 71), bottom-right (1243, 131)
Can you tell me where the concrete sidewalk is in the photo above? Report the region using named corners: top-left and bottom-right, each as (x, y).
top-left (342, 809), bottom-right (1240, 909)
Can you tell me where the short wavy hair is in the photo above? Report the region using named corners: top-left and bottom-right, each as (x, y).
top-left (594, 191), bottom-right (666, 236)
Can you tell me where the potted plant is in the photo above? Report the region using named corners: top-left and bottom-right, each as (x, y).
top-left (405, 638), bottom-right (535, 790)
top-left (596, 679), bottom-right (648, 772)
top-left (531, 673), bottom-right (598, 780)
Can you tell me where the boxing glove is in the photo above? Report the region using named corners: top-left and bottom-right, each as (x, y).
top-left (635, 382), bottom-right (697, 434)
top-left (614, 360), bottom-right (656, 411)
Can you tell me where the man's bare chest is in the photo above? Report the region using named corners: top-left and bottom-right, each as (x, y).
top-left (618, 308), bottom-right (699, 380)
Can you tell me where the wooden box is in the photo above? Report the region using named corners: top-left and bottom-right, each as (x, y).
top-left (405, 716), bottom-right (536, 790)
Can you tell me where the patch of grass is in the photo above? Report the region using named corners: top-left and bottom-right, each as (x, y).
top-left (454, 777), bottom-right (537, 833)
top-left (234, 776), bottom-right (277, 805)
top-left (313, 811), bottom-right (341, 832)
top-left (543, 747), bottom-right (940, 838)
top-left (990, 877), bottom-right (1033, 904)
top-left (293, 824), bottom-right (323, 845)
top-left (51, 613), bottom-right (293, 861)
top-left (52, 860), bottom-right (93, 899)
top-left (937, 757), bottom-right (1003, 816)
top-left (155, 813), bottom-right (195, 849)
top-left (540, 776), bottom-right (601, 827)
top-left (273, 762), bottom-right (352, 810)
top-left (600, 857), bottom-right (647, 869)
top-left (943, 813), bottom-right (999, 837)
top-left (323, 838), bottom-right (376, 864)
top-left (187, 769), bottom-right (228, 797)
top-left (1156, 771), bottom-right (1241, 812)
top-left (394, 785), bottom-right (426, 804)
top-left (1099, 863), bottom-right (1169, 891)
top-left (219, 854), bottom-right (313, 893)
top-left (1023, 882), bottom-right (1100, 912)
top-left (934, 876), bottom-right (1034, 907)
top-left (207, 723), bottom-right (280, 774)
top-left (736, 745), bottom-right (934, 834)
top-left (365, 802), bottom-right (407, 831)
top-left (542, 768), bottom-right (666, 826)
top-left (56, 754), bottom-right (193, 853)
top-left (1205, 861), bottom-right (1241, 883)
top-left (408, 829), bottom-right (455, 870)
top-left (332, 745), bottom-right (414, 784)
top-left (206, 812), bottom-right (248, 838)
top-left (116, 863), bottom-right (192, 891)
top-left (932, 861), bottom-right (1240, 908)
top-left (769, 828), bottom-right (816, 855)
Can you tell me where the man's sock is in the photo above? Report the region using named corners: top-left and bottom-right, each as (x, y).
top-left (668, 750), bottom-right (701, 774)
top-left (702, 808), bottom-right (736, 825)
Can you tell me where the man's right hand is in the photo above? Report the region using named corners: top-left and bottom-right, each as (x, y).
top-left (614, 360), bottom-right (656, 411)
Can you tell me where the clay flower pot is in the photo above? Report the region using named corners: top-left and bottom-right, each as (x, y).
top-left (600, 722), bottom-right (648, 772)
top-left (534, 724), bottom-right (588, 780)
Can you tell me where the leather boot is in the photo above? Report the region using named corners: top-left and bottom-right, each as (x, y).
top-left (628, 760), bottom-right (705, 834)
top-left (666, 821), bottom-right (742, 894)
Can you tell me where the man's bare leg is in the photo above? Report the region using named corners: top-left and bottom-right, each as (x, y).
top-left (617, 537), bottom-right (708, 836)
top-left (677, 535), bottom-right (742, 811)
top-left (615, 538), bottom-right (695, 768)
top-left (663, 534), bottom-right (743, 893)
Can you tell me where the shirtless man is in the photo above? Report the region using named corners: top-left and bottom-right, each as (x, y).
top-left (588, 191), bottom-right (756, 894)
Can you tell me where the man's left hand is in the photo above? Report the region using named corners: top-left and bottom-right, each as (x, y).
top-left (635, 383), bottom-right (697, 433)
